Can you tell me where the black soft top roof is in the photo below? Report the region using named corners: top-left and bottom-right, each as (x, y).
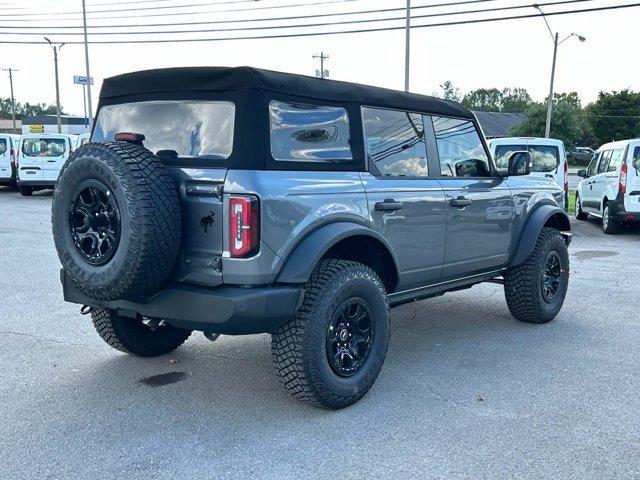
top-left (99, 66), bottom-right (474, 120)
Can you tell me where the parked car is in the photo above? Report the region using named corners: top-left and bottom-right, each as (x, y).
top-left (51, 67), bottom-right (571, 409)
top-left (487, 137), bottom-right (568, 210)
top-left (0, 133), bottom-right (19, 187)
top-left (16, 133), bottom-right (76, 196)
top-left (567, 146), bottom-right (595, 164)
top-left (575, 139), bottom-right (640, 233)
top-left (76, 133), bottom-right (90, 149)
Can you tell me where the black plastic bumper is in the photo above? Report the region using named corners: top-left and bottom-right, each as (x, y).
top-left (61, 271), bottom-right (303, 335)
top-left (608, 199), bottom-right (640, 223)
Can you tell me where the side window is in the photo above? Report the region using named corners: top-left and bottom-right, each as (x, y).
top-left (362, 107), bottom-right (428, 177)
top-left (608, 148), bottom-right (624, 172)
top-left (269, 100), bottom-right (352, 163)
top-left (432, 116), bottom-right (491, 177)
top-left (633, 147), bottom-right (640, 171)
top-left (587, 153), bottom-right (599, 177)
top-left (598, 150), bottom-right (612, 174)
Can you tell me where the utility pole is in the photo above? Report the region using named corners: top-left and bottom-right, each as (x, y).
top-left (81, 0), bottom-right (93, 128)
top-left (44, 38), bottom-right (65, 134)
top-left (313, 51), bottom-right (329, 79)
top-left (404, 0), bottom-right (411, 92)
top-left (2, 68), bottom-right (18, 131)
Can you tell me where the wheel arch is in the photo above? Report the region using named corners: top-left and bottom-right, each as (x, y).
top-left (276, 222), bottom-right (400, 293)
top-left (510, 205), bottom-right (571, 267)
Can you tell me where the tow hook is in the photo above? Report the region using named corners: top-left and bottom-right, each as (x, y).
top-left (204, 332), bottom-right (220, 342)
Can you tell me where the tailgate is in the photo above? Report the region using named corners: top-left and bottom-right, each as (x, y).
top-left (167, 167), bottom-right (227, 287)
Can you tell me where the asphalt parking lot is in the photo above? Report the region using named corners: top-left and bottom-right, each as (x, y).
top-left (1, 187), bottom-right (639, 480)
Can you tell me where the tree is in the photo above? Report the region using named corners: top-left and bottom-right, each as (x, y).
top-left (510, 95), bottom-right (581, 147)
top-left (585, 89), bottom-right (640, 146)
top-left (501, 88), bottom-right (533, 113)
top-left (0, 97), bottom-right (63, 119)
top-left (461, 88), bottom-right (503, 112)
top-left (439, 81), bottom-right (461, 102)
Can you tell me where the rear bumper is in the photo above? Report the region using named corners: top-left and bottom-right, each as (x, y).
top-left (17, 180), bottom-right (55, 188)
top-left (61, 270), bottom-right (303, 335)
top-left (608, 199), bottom-right (640, 223)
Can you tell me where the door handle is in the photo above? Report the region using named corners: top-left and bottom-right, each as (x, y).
top-left (375, 199), bottom-right (403, 212)
top-left (450, 196), bottom-right (472, 208)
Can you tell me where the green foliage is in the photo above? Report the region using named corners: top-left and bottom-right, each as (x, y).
top-left (0, 97), bottom-right (62, 119)
top-left (439, 81), bottom-right (461, 102)
top-left (501, 88), bottom-right (533, 113)
top-left (509, 95), bottom-right (581, 147)
top-left (461, 88), bottom-right (503, 112)
top-left (585, 89), bottom-right (640, 146)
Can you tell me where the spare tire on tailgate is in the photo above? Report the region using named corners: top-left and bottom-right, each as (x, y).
top-left (52, 142), bottom-right (181, 301)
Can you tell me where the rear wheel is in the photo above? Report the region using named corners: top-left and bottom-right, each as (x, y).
top-left (575, 193), bottom-right (588, 220)
top-left (92, 309), bottom-right (191, 357)
top-left (504, 228), bottom-right (569, 324)
top-left (271, 259), bottom-right (389, 409)
top-left (602, 203), bottom-right (619, 234)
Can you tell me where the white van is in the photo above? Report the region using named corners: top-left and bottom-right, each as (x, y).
top-left (0, 134), bottom-right (19, 187)
top-left (575, 139), bottom-right (640, 233)
top-left (487, 137), bottom-right (568, 209)
top-left (76, 133), bottom-right (90, 149)
top-left (16, 133), bottom-right (75, 196)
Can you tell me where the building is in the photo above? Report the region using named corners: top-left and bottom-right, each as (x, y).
top-left (21, 115), bottom-right (89, 135)
top-left (0, 117), bottom-right (22, 134)
top-left (474, 111), bottom-right (524, 139)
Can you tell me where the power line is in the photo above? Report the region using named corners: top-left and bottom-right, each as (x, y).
top-left (0, 0), bottom-right (594, 36)
top-left (0, 2), bottom-right (637, 44)
top-left (0, 0), bottom-right (362, 18)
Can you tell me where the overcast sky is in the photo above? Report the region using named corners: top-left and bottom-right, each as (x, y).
top-left (0, 0), bottom-right (637, 117)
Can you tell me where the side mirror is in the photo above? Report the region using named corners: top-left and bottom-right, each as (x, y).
top-left (577, 169), bottom-right (588, 178)
top-left (507, 151), bottom-right (531, 176)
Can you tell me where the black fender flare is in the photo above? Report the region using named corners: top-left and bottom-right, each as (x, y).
top-left (276, 222), bottom-right (400, 284)
top-left (510, 205), bottom-right (571, 266)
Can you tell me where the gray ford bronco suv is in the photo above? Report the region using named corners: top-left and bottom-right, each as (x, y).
top-left (52, 67), bottom-right (571, 409)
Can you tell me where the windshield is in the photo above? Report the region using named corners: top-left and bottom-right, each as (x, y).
top-left (21, 138), bottom-right (67, 157)
top-left (495, 144), bottom-right (560, 173)
top-left (92, 100), bottom-right (235, 160)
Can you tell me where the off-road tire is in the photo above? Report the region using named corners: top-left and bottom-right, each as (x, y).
top-left (574, 193), bottom-right (588, 220)
top-left (52, 142), bottom-right (181, 301)
top-left (271, 259), bottom-right (390, 409)
top-left (602, 203), bottom-right (619, 234)
top-left (92, 309), bottom-right (191, 357)
top-left (18, 184), bottom-right (33, 196)
top-left (504, 228), bottom-right (569, 324)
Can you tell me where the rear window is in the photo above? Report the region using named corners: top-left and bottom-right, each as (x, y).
top-left (21, 138), bottom-right (67, 157)
top-left (269, 100), bottom-right (352, 163)
top-left (632, 147), bottom-right (640, 171)
top-left (92, 101), bottom-right (235, 160)
top-left (494, 144), bottom-right (560, 173)
top-left (0, 139), bottom-right (7, 155)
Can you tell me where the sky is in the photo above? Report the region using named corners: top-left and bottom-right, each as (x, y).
top-left (0, 0), bottom-right (638, 118)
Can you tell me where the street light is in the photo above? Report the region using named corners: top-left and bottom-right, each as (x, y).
top-left (44, 37), bottom-right (65, 134)
top-left (534, 4), bottom-right (586, 138)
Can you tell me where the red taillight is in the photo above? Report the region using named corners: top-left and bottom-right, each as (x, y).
top-left (563, 160), bottom-right (569, 193)
top-left (229, 196), bottom-right (259, 258)
top-left (69, 149), bottom-right (74, 157)
top-left (619, 162), bottom-right (628, 195)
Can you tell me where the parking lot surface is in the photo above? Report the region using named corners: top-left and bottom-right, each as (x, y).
top-left (1, 187), bottom-right (639, 480)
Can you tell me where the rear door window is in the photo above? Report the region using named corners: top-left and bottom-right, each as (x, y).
top-left (495, 144), bottom-right (560, 173)
top-left (92, 101), bottom-right (235, 159)
top-left (633, 147), bottom-right (640, 171)
top-left (21, 138), bottom-right (67, 157)
top-left (494, 144), bottom-right (527, 169)
top-left (362, 107), bottom-right (428, 177)
top-left (432, 116), bottom-right (491, 177)
top-left (0, 139), bottom-right (7, 155)
top-left (269, 100), bottom-right (352, 163)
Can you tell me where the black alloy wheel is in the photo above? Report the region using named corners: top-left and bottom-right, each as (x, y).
top-left (326, 298), bottom-right (374, 377)
top-left (541, 251), bottom-right (562, 303)
top-left (69, 180), bottom-right (121, 266)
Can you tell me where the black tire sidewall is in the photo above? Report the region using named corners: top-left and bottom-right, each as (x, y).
top-left (53, 153), bottom-right (134, 291)
top-left (306, 272), bottom-right (389, 400)
top-left (532, 234), bottom-right (570, 321)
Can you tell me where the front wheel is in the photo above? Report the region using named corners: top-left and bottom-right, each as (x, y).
top-left (271, 259), bottom-right (390, 409)
top-left (575, 193), bottom-right (588, 220)
top-left (18, 185), bottom-right (33, 196)
top-left (503, 228), bottom-right (569, 324)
